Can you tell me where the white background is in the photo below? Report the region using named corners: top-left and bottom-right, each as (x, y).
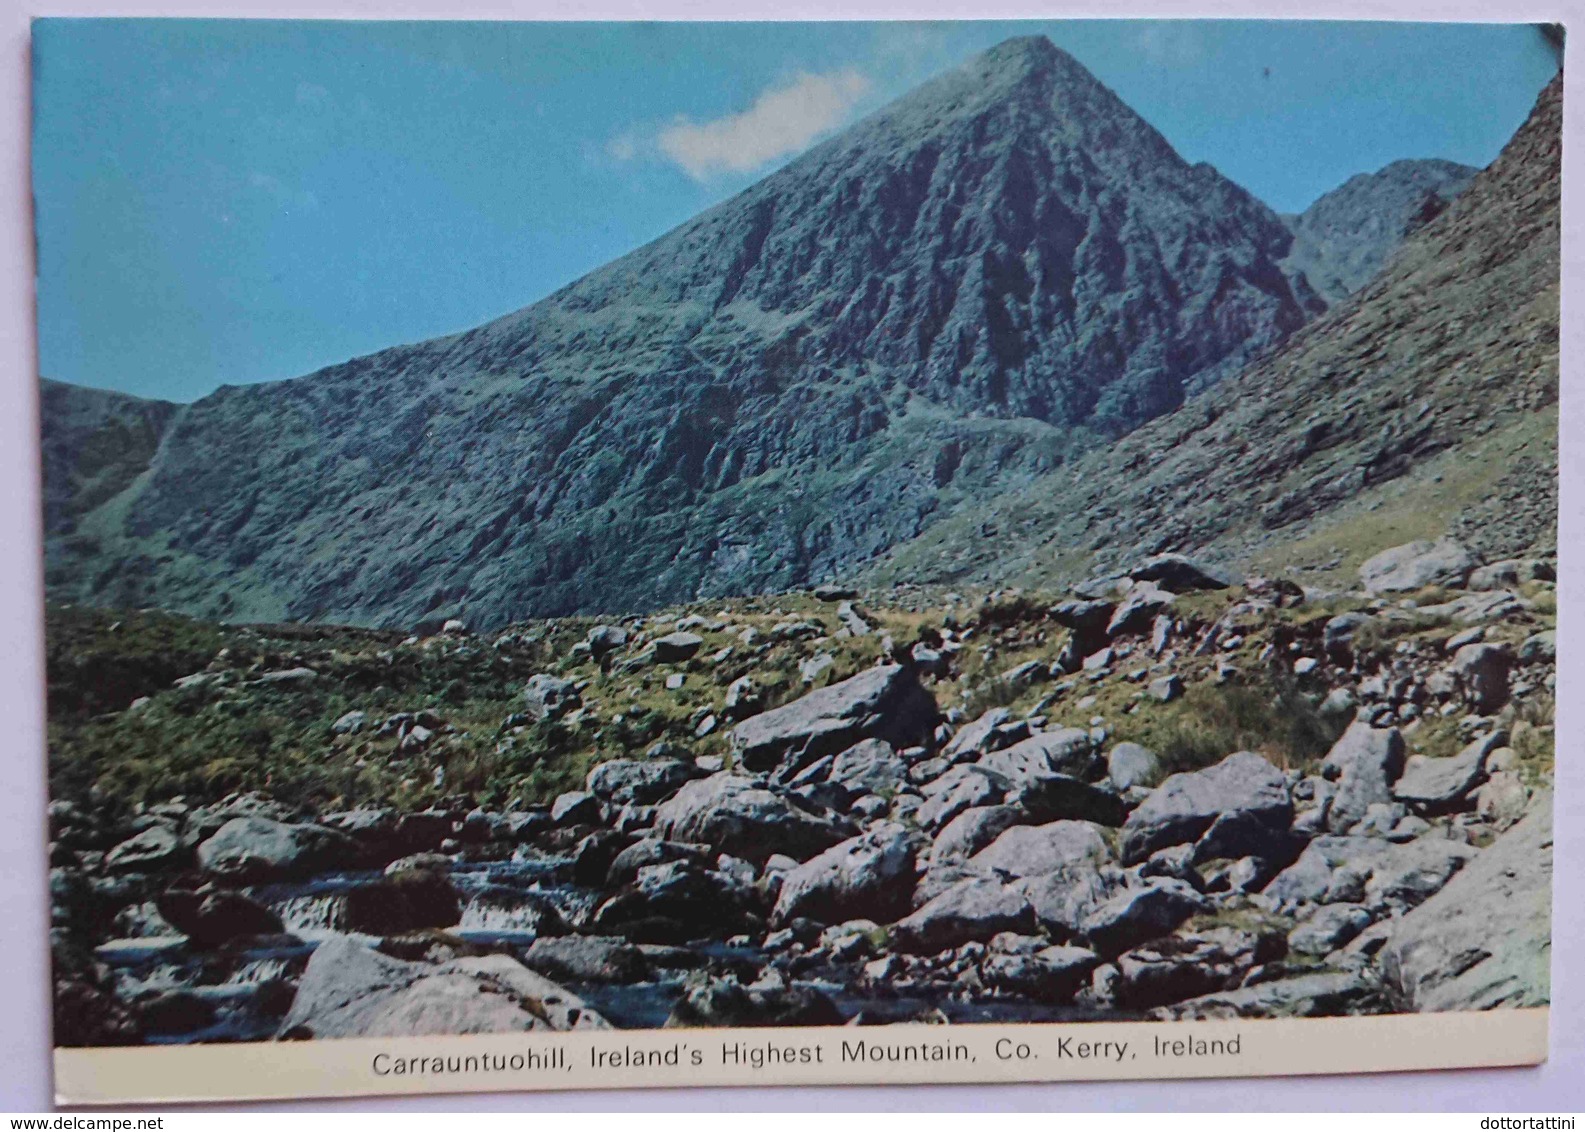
top-left (0, 0), bottom-right (1580, 1112)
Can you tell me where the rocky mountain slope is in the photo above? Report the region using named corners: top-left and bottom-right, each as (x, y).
top-left (872, 77), bottom-right (1559, 597)
top-left (43, 36), bottom-right (1330, 628)
top-left (39, 378), bottom-right (177, 539)
top-left (1280, 159), bottom-right (1477, 303)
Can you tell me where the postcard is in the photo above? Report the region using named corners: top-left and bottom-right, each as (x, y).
top-left (33, 17), bottom-right (1559, 1104)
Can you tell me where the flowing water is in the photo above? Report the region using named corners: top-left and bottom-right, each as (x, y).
top-left (93, 847), bottom-right (1097, 1043)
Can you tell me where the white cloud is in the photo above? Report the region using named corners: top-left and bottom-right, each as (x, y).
top-left (651, 69), bottom-right (872, 181)
top-left (1138, 23), bottom-right (1205, 66)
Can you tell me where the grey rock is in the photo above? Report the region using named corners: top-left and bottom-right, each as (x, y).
top-left (1150, 971), bottom-right (1372, 1020)
top-left (981, 945), bottom-right (1100, 999)
top-left (915, 765), bottom-right (1010, 830)
top-left (653, 774), bottom-right (853, 864)
top-left (1146, 675), bottom-right (1184, 703)
top-left (730, 665), bottom-right (937, 772)
top-left (1018, 774), bottom-right (1127, 826)
top-left (1129, 553), bottom-right (1235, 593)
top-left (1393, 732), bottom-right (1504, 813)
top-left (1107, 742), bottom-right (1160, 791)
top-left (1449, 642), bottom-right (1513, 714)
top-left (1119, 751), bottom-right (1292, 864)
top-left (827, 738), bottom-right (908, 794)
top-left (1518, 631), bottom-right (1556, 664)
top-left (591, 859), bottom-right (763, 944)
top-left (891, 877), bottom-right (1037, 955)
top-left (1288, 903), bottom-right (1373, 956)
top-left (196, 817), bottom-right (361, 883)
top-left (1379, 798), bottom-right (1551, 1011)
top-left (1080, 879), bottom-right (1207, 957)
top-left (1115, 927), bottom-right (1278, 1009)
top-left (1107, 582), bottom-right (1175, 638)
top-left (104, 825), bottom-right (184, 874)
top-left (979, 727), bottom-right (1100, 783)
top-left (969, 821), bottom-right (1111, 878)
top-left (522, 674), bottom-right (581, 721)
top-left (1014, 866), bottom-right (1121, 940)
top-left (664, 975), bottom-right (841, 1028)
top-left (930, 805), bottom-right (1027, 865)
top-left (279, 936), bottom-right (608, 1038)
top-left (604, 839), bottom-right (712, 887)
top-left (331, 709), bottom-right (368, 735)
top-left (551, 791), bottom-right (602, 825)
top-left (1265, 834), bottom-right (1477, 912)
top-left (587, 758), bottom-right (702, 806)
top-left (652, 632), bottom-right (705, 663)
top-left (586, 624), bottom-right (630, 660)
top-left (1321, 722), bottom-right (1407, 832)
top-left (772, 824), bottom-right (921, 926)
top-left (1359, 538), bottom-right (1474, 594)
top-left (522, 935), bottom-right (650, 983)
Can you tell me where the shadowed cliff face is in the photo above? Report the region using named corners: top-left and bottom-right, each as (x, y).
top-left (873, 77), bottom-right (1560, 594)
top-left (46, 37), bottom-right (1325, 628)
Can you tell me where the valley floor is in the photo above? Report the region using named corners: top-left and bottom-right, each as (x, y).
top-left (46, 546), bottom-right (1555, 1044)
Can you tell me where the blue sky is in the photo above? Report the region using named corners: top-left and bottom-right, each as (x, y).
top-left (33, 19), bottom-right (1559, 403)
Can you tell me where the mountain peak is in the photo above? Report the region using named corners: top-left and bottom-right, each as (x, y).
top-left (978, 34), bottom-right (1063, 72)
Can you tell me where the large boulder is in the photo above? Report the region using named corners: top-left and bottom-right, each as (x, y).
top-left (522, 935), bottom-right (650, 984)
top-left (1378, 799), bottom-right (1551, 1011)
top-left (980, 729), bottom-right (1102, 783)
top-left (652, 775), bottom-right (852, 864)
top-left (1129, 554), bottom-right (1236, 593)
top-left (338, 866), bottom-right (463, 935)
top-left (652, 632), bottom-right (705, 663)
top-left (590, 859), bottom-right (763, 944)
top-left (522, 673), bottom-right (581, 721)
top-left (1051, 599), bottom-right (1116, 656)
top-left (730, 665), bottom-right (938, 772)
top-left (1107, 582), bottom-right (1175, 638)
top-left (155, 886), bottom-right (285, 948)
top-left (968, 821), bottom-right (1111, 879)
top-left (1014, 866), bottom-right (1121, 940)
top-left (1265, 834), bottom-right (1477, 912)
top-left (981, 944), bottom-right (1101, 1001)
top-left (891, 877), bottom-right (1036, 955)
top-left (104, 826), bottom-right (185, 874)
top-left (587, 758), bottom-right (702, 806)
top-left (1359, 538), bottom-right (1474, 595)
top-left (826, 739), bottom-right (908, 794)
top-left (278, 936), bottom-right (608, 1038)
top-left (1119, 752), bottom-right (1292, 864)
top-left (1080, 879), bottom-right (1207, 957)
top-left (1321, 722), bottom-right (1406, 832)
top-left (196, 817), bottom-right (361, 883)
top-left (665, 976), bottom-right (842, 1028)
top-left (1017, 774), bottom-right (1127, 827)
top-left (941, 708), bottom-right (1014, 762)
top-left (1393, 732), bottom-right (1504, 813)
top-left (914, 765), bottom-right (1010, 831)
top-left (930, 805), bottom-right (1027, 865)
top-left (1449, 643), bottom-right (1513, 714)
top-left (1108, 743), bottom-right (1160, 791)
top-left (772, 825), bottom-right (921, 926)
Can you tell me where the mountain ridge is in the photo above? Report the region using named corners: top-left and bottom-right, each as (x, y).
top-left (40, 37), bottom-right (1543, 631)
top-left (869, 75), bottom-right (1560, 593)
